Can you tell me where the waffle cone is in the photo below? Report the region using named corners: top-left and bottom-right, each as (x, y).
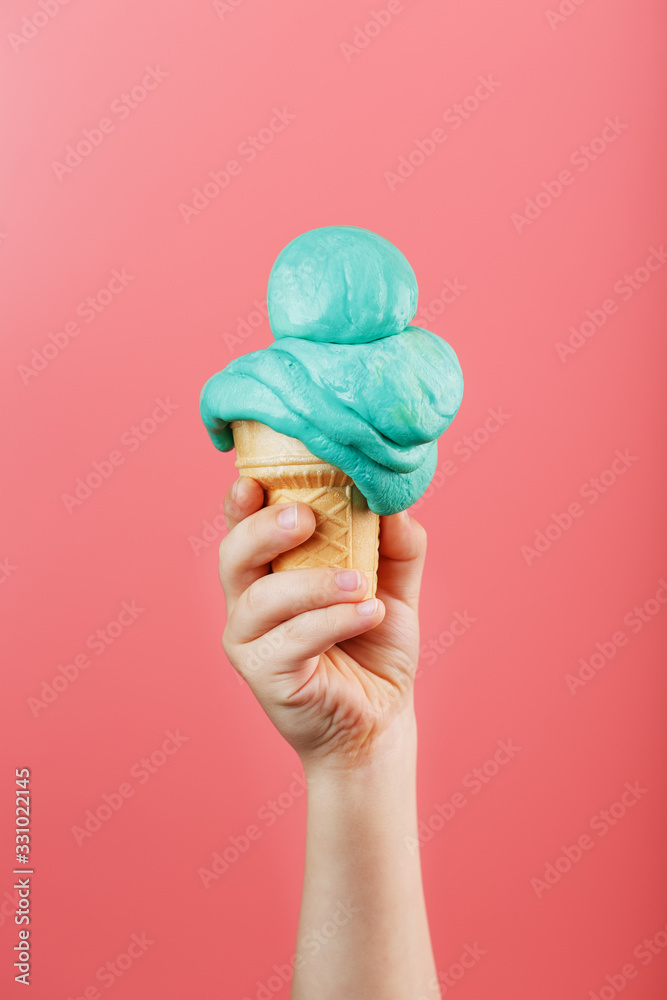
top-left (231, 420), bottom-right (379, 599)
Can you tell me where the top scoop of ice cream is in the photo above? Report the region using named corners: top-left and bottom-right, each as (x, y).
top-left (199, 225), bottom-right (464, 515)
top-left (267, 226), bottom-right (418, 344)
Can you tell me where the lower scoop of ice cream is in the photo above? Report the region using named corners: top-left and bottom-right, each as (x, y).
top-left (199, 326), bottom-right (463, 515)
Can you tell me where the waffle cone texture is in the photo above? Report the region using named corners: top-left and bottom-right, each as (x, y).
top-left (231, 420), bottom-right (380, 599)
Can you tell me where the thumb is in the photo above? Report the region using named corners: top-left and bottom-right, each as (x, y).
top-left (376, 511), bottom-right (427, 609)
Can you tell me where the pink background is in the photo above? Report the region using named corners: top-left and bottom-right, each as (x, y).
top-left (2, 1), bottom-right (667, 997)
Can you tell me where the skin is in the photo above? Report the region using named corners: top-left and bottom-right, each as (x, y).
top-left (219, 475), bottom-right (441, 999)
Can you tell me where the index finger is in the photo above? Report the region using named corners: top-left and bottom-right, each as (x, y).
top-left (223, 475), bottom-right (265, 532)
top-left (218, 500), bottom-right (317, 609)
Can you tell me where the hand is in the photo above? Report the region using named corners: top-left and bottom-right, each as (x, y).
top-left (218, 477), bottom-right (427, 772)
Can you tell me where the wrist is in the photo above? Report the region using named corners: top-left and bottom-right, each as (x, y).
top-left (301, 704), bottom-right (418, 785)
top-left (299, 706), bottom-right (421, 866)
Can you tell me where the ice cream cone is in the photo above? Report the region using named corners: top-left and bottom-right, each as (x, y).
top-left (231, 420), bottom-right (380, 599)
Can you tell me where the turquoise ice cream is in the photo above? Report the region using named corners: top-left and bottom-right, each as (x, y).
top-left (200, 225), bottom-right (464, 515)
top-left (267, 225), bottom-right (418, 344)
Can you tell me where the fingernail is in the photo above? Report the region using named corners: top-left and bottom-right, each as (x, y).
top-left (231, 480), bottom-right (238, 500)
top-left (335, 570), bottom-right (361, 591)
top-left (356, 598), bottom-right (378, 616)
top-left (277, 503), bottom-right (298, 529)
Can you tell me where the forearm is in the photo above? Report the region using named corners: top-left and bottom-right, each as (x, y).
top-left (291, 709), bottom-right (441, 1000)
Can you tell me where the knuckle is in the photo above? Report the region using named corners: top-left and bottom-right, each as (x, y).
top-left (280, 614), bottom-right (303, 645)
top-left (243, 577), bottom-right (265, 615)
top-left (218, 539), bottom-right (238, 583)
top-left (247, 508), bottom-right (270, 557)
top-left (280, 610), bottom-right (319, 650)
top-left (246, 509), bottom-right (260, 545)
top-left (222, 627), bottom-right (249, 678)
top-left (326, 568), bottom-right (346, 600)
top-left (322, 603), bottom-right (342, 635)
top-left (308, 569), bottom-right (334, 606)
top-left (217, 533), bottom-right (228, 563)
top-left (280, 618), bottom-right (301, 646)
